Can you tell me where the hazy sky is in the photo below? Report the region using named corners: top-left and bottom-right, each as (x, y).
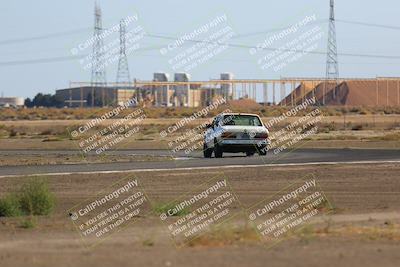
top-left (0, 0), bottom-right (399, 98)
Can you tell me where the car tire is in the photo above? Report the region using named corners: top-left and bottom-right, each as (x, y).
top-left (246, 151), bottom-right (255, 157)
top-left (203, 143), bottom-right (213, 158)
top-left (214, 140), bottom-right (223, 158)
top-left (257, 146), bottom-right (267, 156)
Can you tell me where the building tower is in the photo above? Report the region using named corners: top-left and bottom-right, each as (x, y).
top-left (325, 0), bottom-right (339, 102)
top-left (116, 19), bottom-right (131, 84)
top-left (220, 73), bottom-right (234, 101)
top-left (91, 2), bottom-right (107, 106)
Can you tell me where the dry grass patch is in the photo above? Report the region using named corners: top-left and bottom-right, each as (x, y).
top-left (185, 225), bottom-right (260, 247)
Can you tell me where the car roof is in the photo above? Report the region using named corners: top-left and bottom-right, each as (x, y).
top-left (219, 113), bottom-right (261, 117)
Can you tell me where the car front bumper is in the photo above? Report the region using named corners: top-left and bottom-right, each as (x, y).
top-left (220, 139), bottom-right (270, 146)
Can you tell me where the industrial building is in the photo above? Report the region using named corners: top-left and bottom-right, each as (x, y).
top-left (57, 76), bottom-right (400, 108)
top-left (55, 86), bottom-right (136, 107)
top-left (57, 72), bottom-right (234, 108)
top-left (0, 97), bottom-right (24, 107)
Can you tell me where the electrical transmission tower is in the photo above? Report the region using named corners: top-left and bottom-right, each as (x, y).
top-left (116, 19), bottom-right (131, 84)
top-left (325, 0), bottom-right (339, 103)
top-left (91, 2), bottom-right (107, 106)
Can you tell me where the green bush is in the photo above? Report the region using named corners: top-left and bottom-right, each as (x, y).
top-left (0, 194), bottom-right (21, 217)
top-left (20, 218), bottom-right (36, 229)
top-left (19, 178), bottom-right (55, 216)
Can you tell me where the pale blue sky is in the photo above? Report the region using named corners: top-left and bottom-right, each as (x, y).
top-left (0, 0), bottom-right (399, 98)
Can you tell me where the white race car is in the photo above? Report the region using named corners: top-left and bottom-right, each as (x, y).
top-left (203, 113), bottom-right (270, 158)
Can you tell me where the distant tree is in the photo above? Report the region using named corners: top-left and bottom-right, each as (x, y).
top-left (25, 93), bottom-right (64, 108)
top-left (50, 94), bottom-right (64, 108)
top-left (32, 93), bottom-right (51, 107)
top-left (24, 98), bottom-right (33, 107)
top-left (32, 93), bottom-right (44, 106)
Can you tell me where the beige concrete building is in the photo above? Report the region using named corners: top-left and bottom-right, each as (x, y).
top-left (0, 97), bottom-right (24, 107)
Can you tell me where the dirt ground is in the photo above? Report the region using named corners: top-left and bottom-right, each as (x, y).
top-left (0, 163), bottom-right (399, 267)
top-left (0, 152), bottom-right (171, 166)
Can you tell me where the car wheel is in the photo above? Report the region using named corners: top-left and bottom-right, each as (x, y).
top-left (203, 143), bottom-right (213, 158)
top-left (257, 146), bottom-right (267, 156)
top-left (246, 151), bottom-right (255, 157)
top-left (214, 140), bottom-right (223, 158)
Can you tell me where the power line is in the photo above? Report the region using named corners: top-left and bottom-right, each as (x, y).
top-left (145, 33), bottom-right (400, 59)
top-left (131, 55), bottom-right (400, 65)
top-left (0, 18), bottom-right (399, 48)
top-left (0, 45), bottom-right (166, 66)
top-left (3, 24), bottom-right (400, 67)
top-left (0, 28), bottom-right (91, 46)
top-left (232, 19), bottom-right (328, 39)
top-left (2, 45), bottom-right (400, 67)
top-left (336, 19), bottom-right (400, 30)
top-left (0, 55), bottom-right (84, 66)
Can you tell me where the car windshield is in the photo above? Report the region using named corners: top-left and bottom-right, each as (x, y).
top-left (222, 115), bottom-right (262, 126)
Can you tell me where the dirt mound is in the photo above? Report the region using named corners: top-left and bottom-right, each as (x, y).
top-left (227, 98), bottom-right (262, 110)
top-left (282, 80), bottom-right (400, 106)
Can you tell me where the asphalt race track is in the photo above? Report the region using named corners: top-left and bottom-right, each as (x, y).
top-left (0, 148), bottom-right (399, 177)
